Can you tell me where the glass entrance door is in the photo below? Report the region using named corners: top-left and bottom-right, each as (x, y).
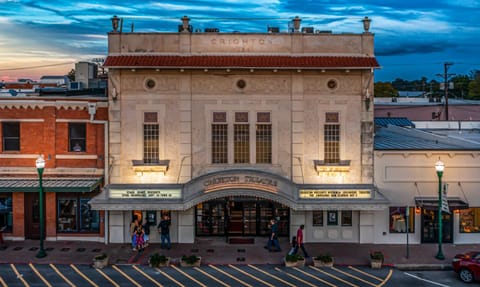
top-left (421, 208), bottom-right (453, 243)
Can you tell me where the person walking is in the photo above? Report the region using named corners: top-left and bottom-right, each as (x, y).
top-left (266, 218), bottom-right (281, 252)
top-left (296, 224), bottom-right (309, 257)
top-left (158, 214), bottom-right (171, 250)
top-left (129, 216), bottom-right (139, 251)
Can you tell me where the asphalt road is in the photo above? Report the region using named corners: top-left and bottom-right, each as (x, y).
top-left (0, 263), bottom-right (467, 287)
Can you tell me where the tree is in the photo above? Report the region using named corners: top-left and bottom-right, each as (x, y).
top-left (67, 69), bottom-right (75, 81)
top-left (468, 70), bottom-right (480, 100)
top-left (450, 75), bottom-right (470, 99)
top-left (374, 82), bottom-right (398, 97)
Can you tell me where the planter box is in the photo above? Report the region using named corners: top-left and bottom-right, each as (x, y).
top-left (313, 258), bottom-right (334, 267)
top-left (284, 258), bottom-right (305, 267)
top-left (93, 256), bottom-right (109, 269)
top-left (180, 256), bottom-right (201, 267)
top-left (149, 257), bottom-right (170, 268)
top-left (370, 259), bottom-right (382, 269)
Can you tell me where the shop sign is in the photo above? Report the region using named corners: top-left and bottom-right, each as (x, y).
top-left (299, 189), bottom-right (371, 199)
top-left (203, 175), bottom-right (278, 193)
top-left (109, 189), bottom-right (182, 199)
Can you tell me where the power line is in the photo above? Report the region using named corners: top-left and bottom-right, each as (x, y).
top-left (0, 62), bottom-right (76, 72)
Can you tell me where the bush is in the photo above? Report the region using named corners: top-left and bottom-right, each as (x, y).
top-left (370, 251), bottom-right (384, 261)
top-left (181, 255), bottom-right (200, 265)
top-left (315, 254), bottom-right (333, 263)
top-left (149, 253), bottom-right (168, 267)
top-left (285, 253), bottom-right (304, 262)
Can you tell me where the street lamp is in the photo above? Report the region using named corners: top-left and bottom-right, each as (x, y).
top-left (435, 159), bottom-right (445, 260)
top-left (35, 155), bottom-right (47, 258)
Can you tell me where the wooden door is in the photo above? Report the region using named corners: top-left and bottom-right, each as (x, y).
top-left (24, 193), bottom-right (43, 239)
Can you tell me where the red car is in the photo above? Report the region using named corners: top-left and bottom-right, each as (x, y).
top-left (452, 251), bottom-right (480, 283)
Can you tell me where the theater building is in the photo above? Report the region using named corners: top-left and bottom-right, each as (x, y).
top-left (91, 16), bottom-right (387, 244)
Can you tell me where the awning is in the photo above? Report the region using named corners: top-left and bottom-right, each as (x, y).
top-left (0, 178), bottom-right (103, 193)
top-left (415, 197), bottom-right (469, 210)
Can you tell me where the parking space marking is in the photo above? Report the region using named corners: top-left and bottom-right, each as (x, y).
top-left (228, 265), bottom-right (274, 287)
top-left (70, 264), bottom-right (99, 287)
top-left (247, 265), bottom-right (297, 287)
top-left (291, 267), bottom-right (336, 287)
top-left (112, 265), bottom-right (142, 287)
top-left (310, 266), bottom-right (359, 287)
top-left (0, 275), bottom-right (7, 287)
top-left (377, 269), bottom-right (393, 287)
top-left (331, 266), bottom-right (377, 286)
top-left (193, 266), bottom-right (230, 287)
top-left (347, 266), bottom-right (383, 282)
top-left (274, 267), bottom-right (317, 287)
top-left (95, 268), bottom-right (120, 287)
top-left (29, 263), bottom-right (52, 287)
top-left (49, 264), bottom-right (76, 287)
top-left (209, 265), bottom-right (253, 287)
top-left (10, 264), bottom-right (29, 287)
top-left (171, 265), bottom-right (208, 287)
top-left (132, 265), bottom-right (163, 287)
top-left (155, 267), bottom-right (185, 287)
top-left (404, 272), bottom-right (449, 287)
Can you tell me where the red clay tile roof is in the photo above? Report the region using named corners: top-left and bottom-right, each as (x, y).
top-left (104, 55), bottom-right (379, 69)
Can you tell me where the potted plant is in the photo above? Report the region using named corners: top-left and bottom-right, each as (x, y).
top-left (180, 255), bottom-right (201, 267)
top-left (284, 253), bottom-right (305, 267)
top-left (149, 253), bottom-right (170, 267)
top-left (370, 251), bottom-right (384, 269)
top-left (313, 253), bottom-right (334, 267)
top-left (93, 253), bottom-right (109, 269)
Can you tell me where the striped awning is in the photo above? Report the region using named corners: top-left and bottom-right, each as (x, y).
top-left (0, 178), bottom-right (103, 193)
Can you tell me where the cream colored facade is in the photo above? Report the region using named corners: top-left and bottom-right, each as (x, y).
top-left (93, 16), bottom-right (388, 244)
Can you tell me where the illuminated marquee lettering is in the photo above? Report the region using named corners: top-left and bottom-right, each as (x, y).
top-left (110, 189), bottom-right (182, 199)
top-left (299, 189), bottom-right (371, 199)
top-left (203, 175), bottom-right (278, 193)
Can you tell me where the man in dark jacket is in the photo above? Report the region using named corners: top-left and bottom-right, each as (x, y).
top-left (158, 215), bottom-right (171, 249)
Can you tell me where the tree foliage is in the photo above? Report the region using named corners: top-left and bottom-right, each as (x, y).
top-left (374, 82), bottom-right (398, 97)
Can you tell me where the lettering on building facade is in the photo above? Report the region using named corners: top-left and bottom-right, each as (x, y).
top-left (203, 175), bottom-right (278, 193)
top-left (110, 189), bottom-right (182, 199)
top-left (299, 189), bottom-right (371, 199)
top-left (211, 38), bottom-right (273, 46)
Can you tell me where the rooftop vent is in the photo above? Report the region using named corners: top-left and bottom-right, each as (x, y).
top-left (205, 28), bottom-right (219, 33)
top-left (301, 27), bottom-right (314, 33)
top-left (267, 27), bottom-right (280, 33)
top-left (316, 30), bottom-right (332, 34)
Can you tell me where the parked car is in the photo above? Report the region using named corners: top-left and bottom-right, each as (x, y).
top-left (452, 251), bottom-right (480, 283)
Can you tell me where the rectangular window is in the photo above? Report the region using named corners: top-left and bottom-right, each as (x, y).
top-left (341, 210), bottom-right (353, 226)
top-left (0, 194), bottom-right (13, 232)
top-left (234, 123), bottom-right (249, 164)
top-left (459, 208), bottom-right (480, 233)
top-left (212, 124), bottom-right (228, 164)
top-left (57, 197), bottom-right (99, 233)
top-left (389, 207), bottom-right (414, 233)
top-left (312, 211), bottom-right (323, 226)
top-left (327, 210), bottom-right (338, 225)
top-left (324, 124), bottom-right (340, 163)
top-left (143, 123), bottom-right (159, 163)
top-left (256, 124), bottom-right (272, 163)
top-left (2, 122), bottom-right (20, 151)
top-left (69, 123), bottom-right (86, 152)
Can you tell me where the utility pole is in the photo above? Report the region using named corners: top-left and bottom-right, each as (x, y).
top-left (440, 62), bottom-right (454, 121)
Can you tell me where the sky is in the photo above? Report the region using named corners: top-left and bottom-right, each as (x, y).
top-left (0, 0), bottom-right (479, 83)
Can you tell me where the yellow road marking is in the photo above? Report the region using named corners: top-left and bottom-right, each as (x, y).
top-left (28, 264), bottom-right (52, 287)
top-left (332, 266), bottom-right (377, 286)
top-left (10, 264), bottom-right (29, 287)
top-left (247, 265), bottom-right (297, 287)
top-left (194, 267), bottom-right (230, 287)
top-left (171, 265), bottom-right (207, 287)
top-left (209, 264), bottom-right (253, 287)
top-left (377, 269), bottom-right (393, 287)
top-left (95, 268), bottom-right (120, 287)
top-left (156, 267), bottom-right (185, 287)
top-left (348, 266), bottom-right (383, 282)
top-left (291, 267), bottom-right (337, 287)
top-left (112, 265), bottom-right (142, 287)
top-left (274, 267), bottom-right (317, 287)
top-left (229, 264), bottom-right (275, 287)
top-left (70, 264), bottom-right (99, 287)
top-left (0, 274), bottom-right (8, 287)
top-left (49, 264), bottom-right (76, 287)
top-left (132, 265), bottom-right (163, 287)
top-left (310, 266), bottom-right (359, 287)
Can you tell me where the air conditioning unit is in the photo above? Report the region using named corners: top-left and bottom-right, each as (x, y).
top-left (204, 28), bottom-right (219, 33)
top-left (70, 82), bottom-right (82, 90)
top-left (178, 25), bottom-right (193, 32)
top-left (301, 27), bottom-right (314, 33)
top-left (267, 27), bottom-right (280, 33)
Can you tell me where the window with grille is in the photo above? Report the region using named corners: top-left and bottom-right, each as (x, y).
top-left (2, 122), bottom-right (20, 151)
top-left (212, 124), bottom-right (228, 163)
top-left (69, 123), bottom-right (86, 152)
top-left (256, 124), bottom-right (271, 163)
top-left (144, 123), bottom-right (159, 163)
top-left (324, 124), bottom-right (340, 163)
top-left (234, 124), bottom-right (249, 163)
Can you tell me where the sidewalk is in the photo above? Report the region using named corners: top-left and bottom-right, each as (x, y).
top-left (1, 238), bottom-right (479, 270)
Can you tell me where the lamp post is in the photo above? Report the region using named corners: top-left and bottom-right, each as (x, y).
top-left (435, 159), bottom-right (445, 260)
top-left (35, 155), bottom-right (47, 258)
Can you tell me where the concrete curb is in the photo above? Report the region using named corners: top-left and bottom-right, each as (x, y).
top-left (394, 263), bottom-right (453, 271)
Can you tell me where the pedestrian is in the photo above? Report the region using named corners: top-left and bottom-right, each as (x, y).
top-left (288, 235), bottom-right (297, 255)
top-left (142, 219), bottom-right (150, 247)
top-left (135, 225), bottom-right (145, 251)
top-left (158, 214), bottom-right (171, 249)
top-left (129, 215), bottom-right (139, 251)
top-left (266, 218), bottom-right (281, 252)
top-left (296, 224), bottom-right (309, 257)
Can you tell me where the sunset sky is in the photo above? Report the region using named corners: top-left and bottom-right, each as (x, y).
top-left (1, 0), bottom-right (479, 82)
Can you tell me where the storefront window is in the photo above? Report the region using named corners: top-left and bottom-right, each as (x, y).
top-left (312, 211), bottom-right (323, 226)
top-left (58, 197), bottom-right (99, 233)
top-left (0, 194), bottom-right (13, 232)
top-left (459, 208), bottom-right (480, 233)
top-left (389, 207), bottom-right (414, 233)
top-left (341, 210), bottom-right (352, 226)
